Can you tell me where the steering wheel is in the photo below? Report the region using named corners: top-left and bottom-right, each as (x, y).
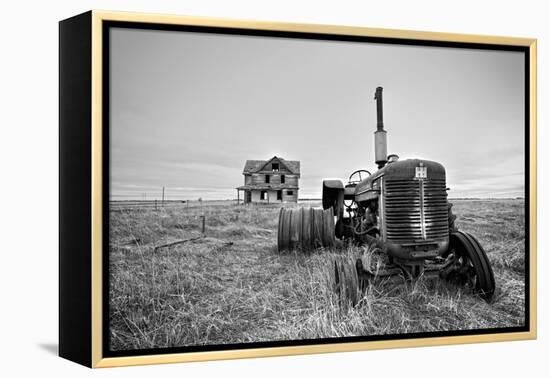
top-left (348, 169), bottom-right (371, 185)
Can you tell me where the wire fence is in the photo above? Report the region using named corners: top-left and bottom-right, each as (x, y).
top-left (109, 199), bottom-right (235, 212)
top-left (110, 186), bottom-right (321, 214)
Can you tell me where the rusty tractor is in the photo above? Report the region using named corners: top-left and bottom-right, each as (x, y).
top-left (278, 87), bottom-right (495, 303)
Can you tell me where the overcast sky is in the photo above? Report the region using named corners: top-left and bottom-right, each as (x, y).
top-left (110, 27), bottom-right (525, 200)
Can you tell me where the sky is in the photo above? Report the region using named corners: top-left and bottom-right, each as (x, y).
top-left (109, 27), bottom-right (525, 201)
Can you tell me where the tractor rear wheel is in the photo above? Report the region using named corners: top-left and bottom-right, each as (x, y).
top-left (448, 231), bottom-right (495, 302)
top-left (448, 202), bottom-right (457, 232)
top-left (278, 207), bottom-right (335, 252)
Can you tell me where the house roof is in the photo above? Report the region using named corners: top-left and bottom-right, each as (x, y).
top-left (242, 156), bottom-right (300, 175)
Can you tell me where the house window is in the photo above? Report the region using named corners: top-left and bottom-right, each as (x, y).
top-left (277, 190), bottom-right (282, 200)
top-left (272, 163), bottom-right (279, 171)
top-left (280, 175), bottom-right (285, 184)
top-left (287, 190), bottom-right (294, 196)
top-left (260, 190), bottom-right (267, 200)
top-left (265, 175), bottom-right (270, 184)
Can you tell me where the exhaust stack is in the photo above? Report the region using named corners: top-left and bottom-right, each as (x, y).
top-left (374, 86), bottom-right (387, 169)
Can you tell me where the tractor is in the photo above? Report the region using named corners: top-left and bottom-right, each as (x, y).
top-left (277, 87), bottom-right (495, 303)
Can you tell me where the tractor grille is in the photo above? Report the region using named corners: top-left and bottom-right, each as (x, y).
top-left (384, 179), bottom-right (449, 242)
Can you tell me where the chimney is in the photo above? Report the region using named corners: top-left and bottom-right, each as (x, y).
top-left (374, 87), bottom-right (387, 169)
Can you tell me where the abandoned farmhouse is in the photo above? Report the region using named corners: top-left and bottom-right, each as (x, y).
top-left (236, 156), bottom-right (300, 203)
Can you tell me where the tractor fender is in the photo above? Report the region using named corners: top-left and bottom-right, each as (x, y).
top-left (322, 179), bottom-right (344, 219)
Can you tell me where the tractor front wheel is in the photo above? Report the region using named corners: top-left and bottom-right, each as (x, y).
top-left (332, 256), bottom-right (361, 308)
top-left (447, 231), bottom-right (495, 302)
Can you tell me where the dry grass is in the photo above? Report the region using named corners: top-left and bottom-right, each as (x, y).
top-left (109, 199), bottom-right (525, 350)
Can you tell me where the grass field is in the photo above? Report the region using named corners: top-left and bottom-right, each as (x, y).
top-left (109, 199), bottom-right (525, 351)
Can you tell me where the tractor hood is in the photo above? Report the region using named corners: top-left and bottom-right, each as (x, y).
top-left (354, 159), bottom-right (446, 198)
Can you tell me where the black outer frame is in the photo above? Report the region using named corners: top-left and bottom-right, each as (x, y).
top-left (59, 11), bottom-right (93, 367)
top-left (59, 11), bottom-right (532, 368)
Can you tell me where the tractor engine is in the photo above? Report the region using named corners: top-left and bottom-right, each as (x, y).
top-left (323, 159), bottom-right (450, 263)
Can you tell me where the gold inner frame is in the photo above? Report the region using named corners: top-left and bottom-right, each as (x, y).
top-left (90, 9), bottom-right (537, 368)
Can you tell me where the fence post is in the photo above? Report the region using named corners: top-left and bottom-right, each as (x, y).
top-left (200, 215), bottom-right (205, 234)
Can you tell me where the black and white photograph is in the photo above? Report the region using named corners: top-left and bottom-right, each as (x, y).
top-left (106, 24), bottom-right (528, 353)
top-left (4, 0), bottom-right (550, 374)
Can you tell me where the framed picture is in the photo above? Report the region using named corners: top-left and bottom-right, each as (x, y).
top-left (59, 10), bottom-right (537, 368)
